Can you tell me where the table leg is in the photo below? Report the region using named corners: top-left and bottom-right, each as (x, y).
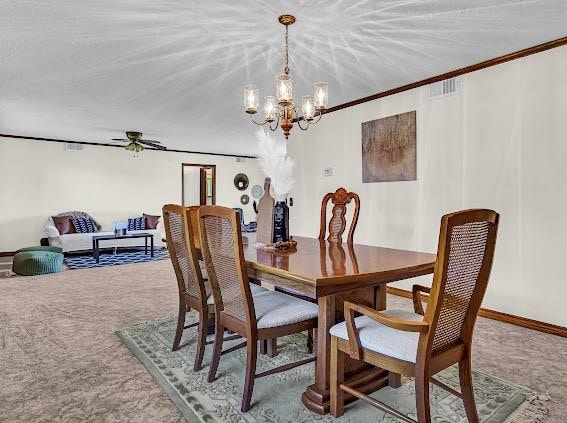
top-left (145, 237), bottom-right (148, 255)
top-left (375, 284), bottom-right (387, 311)
top-left (95, 240), bottom-right (100, 263)
top-left (150, 236), bottom-right (154, 257)
top-left (92, 239), bottom-right (95, 259)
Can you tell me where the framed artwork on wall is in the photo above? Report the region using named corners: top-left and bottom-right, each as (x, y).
top-left (361, 110), bottom-right (416, 183)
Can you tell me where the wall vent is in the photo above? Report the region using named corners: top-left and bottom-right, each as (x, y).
top-left (64, 143), bottom-right (84, 151)
top-left (429, 77), bottom-right (460, 99)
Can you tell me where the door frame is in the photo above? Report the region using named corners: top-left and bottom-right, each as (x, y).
top-left (181, 163), bottom-right (216, 206)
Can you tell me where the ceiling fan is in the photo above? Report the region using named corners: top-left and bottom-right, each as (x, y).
top-left (111, 131), bottom-right (166, 153)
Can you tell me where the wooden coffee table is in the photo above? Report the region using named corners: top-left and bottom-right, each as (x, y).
top-left (91, 233), bottom-right (154, 263)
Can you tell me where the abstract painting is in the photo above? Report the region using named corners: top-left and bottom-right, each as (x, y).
top-left (361, 111), bottom-right (416, 182)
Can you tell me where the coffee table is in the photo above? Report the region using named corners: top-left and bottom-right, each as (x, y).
top-left (91, 233), bottom-right (154, 263)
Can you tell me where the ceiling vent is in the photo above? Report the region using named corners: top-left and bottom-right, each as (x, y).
top-left (429, 77), bottom-right (460, 99)
top-left (64, 142), bottom-right (84, 151)
top-left (236, 157), bottom-right (246, 163)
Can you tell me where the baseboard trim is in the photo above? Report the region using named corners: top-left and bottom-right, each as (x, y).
top-left (0, 251), bottom-right (15, 257)
top-left (387, 287), bottom-right (567, 338)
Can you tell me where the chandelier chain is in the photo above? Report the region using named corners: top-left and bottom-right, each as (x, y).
top-left (284, 24), bottom-right (289, 75)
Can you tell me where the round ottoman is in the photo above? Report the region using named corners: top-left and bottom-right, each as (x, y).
top-left (16, 246), bottom-right (63, 254)
top-left (12, 250), bottom-right (64, 276)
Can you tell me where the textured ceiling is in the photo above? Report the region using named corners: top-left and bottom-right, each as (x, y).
top-left (1, 0), bottom-right (566, 155)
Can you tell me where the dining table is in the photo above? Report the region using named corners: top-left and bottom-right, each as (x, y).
top-left (242, 235), bottom-right (436, 415)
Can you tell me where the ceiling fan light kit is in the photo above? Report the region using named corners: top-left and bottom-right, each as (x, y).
top-left (111, 131), bottom-right (166, 154)
top-left (244, 15), bottom-right (328, 139)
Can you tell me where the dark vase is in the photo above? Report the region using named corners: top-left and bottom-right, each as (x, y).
top-left (273, 201), bottom-right (289, 243)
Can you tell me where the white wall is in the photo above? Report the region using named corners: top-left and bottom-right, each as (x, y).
top-left (288, 46), bottom-right (567, 327)
top-left (0, 139), bottom-right (262, 251)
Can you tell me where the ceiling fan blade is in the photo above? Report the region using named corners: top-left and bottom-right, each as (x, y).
top-left (111, 138), bottom-right (128, 141)
top-left (139, 140), bottom-right (162, 146)
top-left (140, 139), bottom-right (160, 143)
top-left (139, 140), bottom-right (167, 150)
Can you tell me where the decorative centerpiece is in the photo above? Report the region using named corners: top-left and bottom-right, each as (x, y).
top-left (256, 130), bottom-right (295, 245)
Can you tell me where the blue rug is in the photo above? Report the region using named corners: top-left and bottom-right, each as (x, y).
top-left (65, 248), bottom-right (169, 269)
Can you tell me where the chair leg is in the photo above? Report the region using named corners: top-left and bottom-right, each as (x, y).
top-left (193, 310), bottom-right (209, 371)
top-left (330, 336), bottom-right (345, 417)
top-left (266, 338), bottom-right (278, 358)
top-left (415, 372), bottom-right (431, 423)
top-left (459, 354), bottom-right (479, 423)
top-left (241, 338), bottom-right (258, 412)
top-left (172, 301), bottom-right (187, 352)
top-left (260, 340), bottom-right (267, 355)
top-left (307, 329), bottom-right (314, 354)
top-left (207, 317), bottom-right (224, 383)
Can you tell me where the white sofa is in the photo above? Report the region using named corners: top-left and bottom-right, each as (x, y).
top-left (44, 212), bottom-right (165, 253)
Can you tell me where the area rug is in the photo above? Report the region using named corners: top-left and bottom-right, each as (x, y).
top-left (116, 314), bottom-right (549, 423)
top-left (65, 248), bottom-right (169, 269)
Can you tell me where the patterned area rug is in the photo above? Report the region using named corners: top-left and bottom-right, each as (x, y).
top-left (65, 248), bottom-right (169, 269)
top-left (116, 314), bottom-right (549, 423)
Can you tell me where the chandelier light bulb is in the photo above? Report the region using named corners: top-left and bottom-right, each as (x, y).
top-left (302, 95), bottom-right (315, 121)
top-left (244, 85), bottom-right (259, 114)
top-left (276, 74), bottom-right (293, 104)
top-left (314, 82), bottom-right (328, 110)
top-left (264, 96), bottom-right (278, 122)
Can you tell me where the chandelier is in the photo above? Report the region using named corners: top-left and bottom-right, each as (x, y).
top-left (243, 15), bottom-right (328, 139)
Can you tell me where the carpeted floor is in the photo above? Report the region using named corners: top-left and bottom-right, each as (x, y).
top-left (0, 260), bottom-right (565, 422)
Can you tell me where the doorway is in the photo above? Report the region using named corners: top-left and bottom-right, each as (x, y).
top-left (182, 163), bottom-right (216, 206)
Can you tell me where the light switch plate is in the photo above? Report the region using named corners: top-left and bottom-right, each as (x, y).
top-left (323, 167), bottom-right (333, 177)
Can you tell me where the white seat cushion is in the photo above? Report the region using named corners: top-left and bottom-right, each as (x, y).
top-left (207, 283), bottom-right (267, 305)
top-left (329, 309), bottom-right (423, 363)
top-left (253, 291), bottom-right (318, 329)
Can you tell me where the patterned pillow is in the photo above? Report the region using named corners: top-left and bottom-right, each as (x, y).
top-left (72, 217), bottom-right (97, 233)
top-left (128, 217), bottom-right (146, 231)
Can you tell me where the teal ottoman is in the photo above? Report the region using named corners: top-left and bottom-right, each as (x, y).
top-left (12, 250), bottom-right (64, 276)
top-left (16, 246), bottom-right (63, 254)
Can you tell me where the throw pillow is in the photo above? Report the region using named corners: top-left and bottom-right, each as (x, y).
top-left (128, 217), bottom-right (146, 231)
top-left (52, 216), bottom-right (76, 235)
top-left (144, 213), bottom-right (160, 229)
top-left (72, 217), bottom-right (97, 233)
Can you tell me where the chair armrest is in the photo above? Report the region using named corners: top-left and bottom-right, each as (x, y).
top-left (412, 284), bottom-right (431, 315)
top-left (44, 224), bottom-right (60, 238)
top-left (343, 301), bottom-right (429, 360)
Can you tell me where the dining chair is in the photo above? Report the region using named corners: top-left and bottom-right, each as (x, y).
top-left (198, 205), bottom-right (319, 412)
top-left (319, 187), bottom-right (360, 244)
top-left (162, 204), bottom-right (267, 371)
top-left (329, 209), bottom-right (499, 423)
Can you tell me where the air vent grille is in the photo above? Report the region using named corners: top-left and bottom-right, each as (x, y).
top-left (64, 143), bottom-right (84, 151)
top-left (429, 78), bottom-right (460, 99)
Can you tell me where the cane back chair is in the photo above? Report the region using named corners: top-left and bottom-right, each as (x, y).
top-left (329, 209), bottom-right (499, 423)
top-left (163, 205), bottom-right (266, 370)
top-left (198, 206), bottom-right (319, 412)
top-left (319, 187), bottom-right (360, 244)
top-left (162, 204), bottom-right (211, 371)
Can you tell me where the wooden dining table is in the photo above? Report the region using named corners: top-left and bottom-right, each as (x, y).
top-left (243, 235), bottom-right (436, 415)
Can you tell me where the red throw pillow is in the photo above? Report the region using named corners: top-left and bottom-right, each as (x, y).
top-left (144, 214), bottom-right (161, 230)
top-left (52, 216), bottom-right (76, 235)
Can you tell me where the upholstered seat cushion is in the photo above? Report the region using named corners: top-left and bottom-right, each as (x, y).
top-left (207, 283), bottom-right (267, 305)
top-left (253, 291), bottom-right (318, 329)
top-left (329, 309), bottom-right (424, 363)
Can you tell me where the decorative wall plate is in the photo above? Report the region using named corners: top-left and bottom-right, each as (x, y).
top-left (251, 184), bottom-right (263, 199)
top-left (240, 194), bottom-right (250, 205)
top-left (234, 173), bottom-right (249, 191)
